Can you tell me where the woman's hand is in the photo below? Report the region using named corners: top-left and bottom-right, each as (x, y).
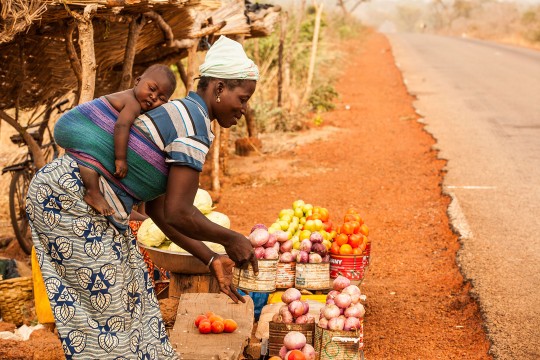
top-left (209, 255), bottom-right (246, 303)
top-left (225, 233), bottom-right (259, 274)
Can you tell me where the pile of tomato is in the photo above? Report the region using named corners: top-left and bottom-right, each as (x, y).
top-left (194, 311), bottom-right (238, 334)
top-left (329, 208), bottom-right (370, 255)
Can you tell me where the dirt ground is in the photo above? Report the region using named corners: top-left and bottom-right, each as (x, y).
top-left (0, 30), bottom-right (492, 359)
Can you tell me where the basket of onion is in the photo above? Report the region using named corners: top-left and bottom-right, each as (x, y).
top-left (294, 231), bottom-right (331, 290)
top-left (274, 230), bottom-right (297, 289)
top-left (314, 276), bottom-right (365, 360)
top-left (232, 224), bottom-right (279, 292)
top-left (268, 288), bottom-right (316, 357)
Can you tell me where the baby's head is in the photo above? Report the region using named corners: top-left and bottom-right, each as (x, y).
top-left (134, 64), bottom-right (177, 111)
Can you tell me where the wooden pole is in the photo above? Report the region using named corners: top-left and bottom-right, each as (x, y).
top-left (186, 42), bottom-right (199, 94)
top-left (0, 110), bottom-right (45, 169)
top-left (210, 122), bottom-right (221, 192)
top-left (277, 12), bottom-right (288, 107)
top-left (302, 2), bottom-right (323, 105)
top-left (175, 60), bottom-right (189, 91)
top-left (118, 15), bottom-right (145, 91)
top-left (72, 5), bottom-right (98, 104)
top-left (64, 20), bottom-right (82, 104)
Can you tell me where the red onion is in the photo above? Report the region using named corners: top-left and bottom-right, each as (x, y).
top-left (306, 314), bottom-right (315, 323)
top-left (299, 239), bottom-right (312, 252)
top-left (272, 242), bottom-right (280, 252)
top-left (328, 317), bottom-right (345, 330)
top-left (265, 233), bottom-right (278, 248)
top-left (332, 275), bottom-right (351, 291)
top-left (303, 301), bottom-right (309, 315)
top-left (291, 249), bottom-right (300, 258)
top-left (334, 293), bottom-right (352, 309)
top-left (273, 230), bottom-right (290, 243)
top-left (309, 232), bottom-right (323, 244)
top-left (279, 252), bottom-right (294, 263)
top-left (296, 251), bottom-right (309, 263)
top-left (288, 300), bottom-right (305, 318)
top-left (322, 254), bottom-right (331, 263)
top-left (344, 304), bottom-right (363, 318)
top-left (343, 316), bottom-right (361, 331)
top-left (318, 317), bottom-right (329, 329)
top-left (322, 304), bottom-right (341, 320)
top-left (250, 223), bottom-right (268, 233)
top-left (295, 315), bottom-right (309, 324)
top-left (279, 307), bottom-right (294, 324)
top-left (272, 313), bottom-right (282, 323)
top-left (311, 242), bottom-right (327, 257)
top-left (326, 298), bottom-right (335, 306)
top-left (308, 253), bottom-right (323, 263)
top-left (283, 331), bottom-right (306, 350)
top-left (280, 240), bottom-right (293, 253)
top-left (282, 288), bottom-right (302, 304)
top-left (249, 228), bottom-right (269, 247)
top-left (279, 345), bottom-right (288, 359)
top-left (254, 246), bottom-right (266, 259)
top-left (327, 290), bottom-right (340, 300)
top-left (264, 247), bottom-right (279, 259)
top-left (342, 285), bottom-right (361, 296)
top-left (302, 344), bottom-right (316, 360)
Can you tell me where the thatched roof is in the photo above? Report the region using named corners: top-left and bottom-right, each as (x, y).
top-left (0, 0), bottom-right (280, 112)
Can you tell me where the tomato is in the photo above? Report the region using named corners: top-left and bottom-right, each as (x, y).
top-left (335, 233), bottom-right (349, 246)
top-left (339, 244), bottom-right (353, 255)
top-left (208, 314), bottom-right (224, 324)
top-left (359, 224), bottom-right (369, 236)
top-left (363, 235), bottom-right (370, 244)
top-left (348, 234), bottom-right (362, 248)
top-left (310, 213), bottom-right (322, 221)
top-left (349, 221), bottom-right (361, 234)
top-left (205, 311), bottom-right (215, 318)
top-left (344, 213), bottom-right (363, 225)
top-left (352, 247), bottom-right (363, 255)
top-left (223, 319), bottom-right (238, 333)
top-left (346, 208), bottom-right (359, 215)
top-left (268, 357), bottom-right (282, 360)
top-left (330, 242), bottom-right (341, 255)
top-left (194, 314), bottom-right (208, 327)
top-left (341, 222), bottom-right (355, 235)
top-left (198, 320), bottom-right (212, 334)
top-left (314, 207), bottom-right (329, 222)
top-left (287, 350), bottom-right (306, 360)
top-left (211, 320), bottom-right (224, 333)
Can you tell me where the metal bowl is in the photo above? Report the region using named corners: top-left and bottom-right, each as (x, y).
top-left (138, 243), bottom-right (225, 274)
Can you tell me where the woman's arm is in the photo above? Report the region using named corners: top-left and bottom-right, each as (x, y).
top-left (155, 165), bottom-right (257, 272)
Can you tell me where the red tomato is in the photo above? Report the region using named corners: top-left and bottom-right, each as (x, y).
top-left (341, 222), bottom-right (355, 235)
top-left (339, 244), bottom-right (353, 255)
top-left (194, 314), bottom-right (207, 327)
top-left (323, 220), bottom-right (333, 232)
top-left (208, 314), bottom-right (224, 324)
top-left (223, 319), bottom-right (238, 333)
top-left (198, 320), bottom-right (212, 334)
top-left (359, 224), bottom-right (369, 236)
top-left (350, 221), bottom-right (361, 234)
top-left (211, 320), bottom-right (224, 334)
top-left (335, 233), bottom-right (349, 246)
top-left (348, 234), bottom-right (362, 248)
top-left (287, 350), bottom-right (306, 360)
top-left (346, 208), bottom-right (359, 215)
top-left (330, 242), bottom-right (341, 255)
top-left (352, 247), bottom-right (363, 255)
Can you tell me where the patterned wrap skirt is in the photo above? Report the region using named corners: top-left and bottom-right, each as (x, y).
top-left (26, 155), bottom-right (178, 360)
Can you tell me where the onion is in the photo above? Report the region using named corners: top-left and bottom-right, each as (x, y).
top-left (283, 331), bottom-right (306, 351)
top-left (280, 240), bottom-right (293, 253)
top-left (302, 344), bottom-right (316, 360)
top-left (334, 293), bottom-right (352, 309)
top-left (295, 315), bottom-right (309, 324)
top-left (354, 303), bottom-right (366, 318)
top-left (332, 275), bottom-right (351, 291)
top-left (342, 285), bottom-right (361, 296)
top-left (288, 300), bottom-right (305, 318)
top-left (249, 228), bottom-right (269, 247)
top-left (250, 223), bottom-right (268, 233)
top-left (311, 242), bottom-right (327, 257)
top-left (303, 301), bottom-right (309, 315)
top-left (322, 304), bottom-right (341, 320)
top-left (264, 247), bottom-right (279, 259)
top-left (327, 290), bottom-right (340, 300)
top-left (343, 316), bottom-right (361, 331)
top-left (308, 253), bottom-right (323, 263)
top-left (279, 345), bottom-right (288, 359)
top-left (291, 249), bottom-right (300, 258)
top-left (272, 313), bottom-right (282, 323)
top-left (265, 233), bottom-right (278, 248)
top-left (279, 307), bottom-right (294, 323)
top-left (309, 232), bottom-right (323, 244)
top-left (273, 242), bottom-right (280, 252)
top-left (279, 252), bottom-right (294, 263)
top-left (254, 246), bottom-right (266, 259)
top-left (344, 304), bottom-right (363, 318)
top-left (273, 230), bottom-right (290, 243)
top-left (318, 317), bottom-right (329, 329)
top-left (282, 288), bottom-right (302, 304)
top-left (306, 314), bottom-right (315, 323)
top-left (299, 239), bottom-right (312, 252)
top-left (296, 251), bottom-right (309, 263)
top-left (326, 298), bottom-right (335, 306)
top-left (322, 254), bottom-right (331, 263)
top-left (328, 317), bottom-right (345, 330)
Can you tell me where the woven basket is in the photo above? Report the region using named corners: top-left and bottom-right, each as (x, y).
top-left (0, 276), bottom-right (34, 326)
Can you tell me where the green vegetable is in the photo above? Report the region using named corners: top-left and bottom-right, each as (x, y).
top-left (137, 218), bottom-right (167, 247)
top-left (205, 211), bottom-right (231, 229)
top-left (194, 188), bottom-right (215, 214)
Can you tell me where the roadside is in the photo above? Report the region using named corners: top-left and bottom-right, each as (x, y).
top-left (0, 30), bottom-right (492, 359)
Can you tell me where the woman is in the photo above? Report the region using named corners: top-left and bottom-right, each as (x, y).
top-left (27, 36), bottom-right (258, 359)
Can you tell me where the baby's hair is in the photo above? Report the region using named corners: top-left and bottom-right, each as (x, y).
top-left (197, 77), bottom-right (246, 91)
top-left (142, 64), bottom-right (177, 93)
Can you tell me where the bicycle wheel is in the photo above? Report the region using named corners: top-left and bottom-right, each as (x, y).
top-left (9, 169), bottom-right (34, 254)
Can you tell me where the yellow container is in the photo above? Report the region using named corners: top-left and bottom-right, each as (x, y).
top-left (267, 291), bottom-right (327, 304)
top-left (31, 247), bottom-right (55, 324)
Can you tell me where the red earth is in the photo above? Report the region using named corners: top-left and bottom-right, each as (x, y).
top-left (0, 30), bottom-right (492, 359)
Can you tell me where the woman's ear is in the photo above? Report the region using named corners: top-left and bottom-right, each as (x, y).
top-left (215, 80), bottom-right (225, 97)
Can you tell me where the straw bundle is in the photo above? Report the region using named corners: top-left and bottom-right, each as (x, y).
top-left (0, 0), bottom-right (47, 44)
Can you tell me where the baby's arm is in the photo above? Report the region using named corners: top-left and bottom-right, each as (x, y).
top-left (114, 101), bottom-right (140, 178)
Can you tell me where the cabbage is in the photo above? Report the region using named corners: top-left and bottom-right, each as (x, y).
top-left (194, 188), bottom-right (214, 214)
top-left (137, 218), bottom-right (167, 247)
top-left (205, 211), bottom-right (231, 229)
top-left (167, 241), bottom-right (226, 254)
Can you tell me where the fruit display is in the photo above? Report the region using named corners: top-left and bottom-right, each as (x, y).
top-left (318, 276), bottom-right (365, 331)
top-left (277, 331), bottom-right (316, 360)
top-left (194, 311), bottom-right (238, 334)
top-left (271, 288), bottom-right (315, 324)
top-left (330, 208), bottom-right (370, 256)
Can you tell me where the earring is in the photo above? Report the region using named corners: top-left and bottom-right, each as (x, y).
top-left (216, 96), bottom-right (221, 103)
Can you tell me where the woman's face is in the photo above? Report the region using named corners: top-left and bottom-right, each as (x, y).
top-left (213, 80), bottom-right (257, 128)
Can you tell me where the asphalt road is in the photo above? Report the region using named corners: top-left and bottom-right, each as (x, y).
top-left (386, 32), bottom-right (540, 359)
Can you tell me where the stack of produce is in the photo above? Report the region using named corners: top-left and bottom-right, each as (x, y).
top-left (318, 276), bottom-right (365, 331)
top-left (248, 224), bottom-right (287, 260)
top-left (274, 331), bottom-right (316, 360)
top-left (329, 208), bottom-right (370, 256)
top-left (193, 311), bottom-right (238, 334)
top-left (271, 288), bottom-right (315, 325)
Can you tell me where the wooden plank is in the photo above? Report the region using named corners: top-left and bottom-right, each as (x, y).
top-left (170, 293), bottom-right (254, 360)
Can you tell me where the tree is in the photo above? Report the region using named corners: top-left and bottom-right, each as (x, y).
top-left (337, 0), bottom-right (368, 18)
